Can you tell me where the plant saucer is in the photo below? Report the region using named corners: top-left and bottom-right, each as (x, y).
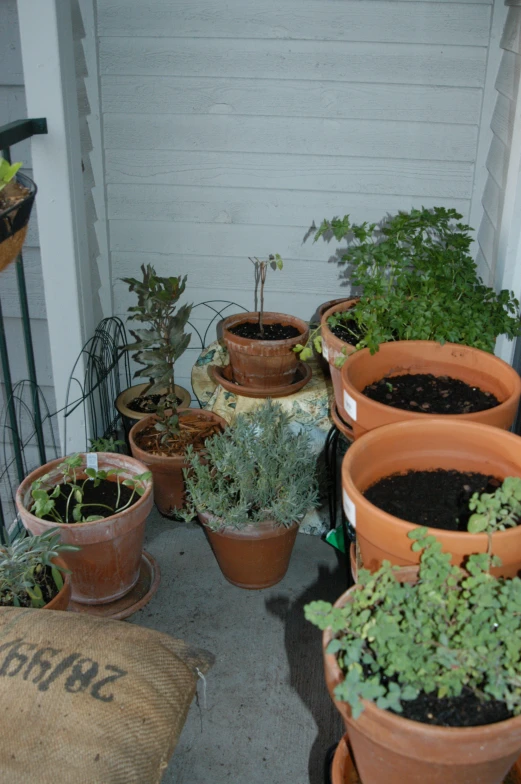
top-left (211, 362), bottom-right (312, 398)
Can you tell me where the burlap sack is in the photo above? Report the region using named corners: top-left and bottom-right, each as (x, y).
top-left (0, 608), bottom-right (213, 783)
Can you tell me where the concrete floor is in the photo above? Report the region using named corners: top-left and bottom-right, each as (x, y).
top-left (131, 509), bottom-right (347, 784)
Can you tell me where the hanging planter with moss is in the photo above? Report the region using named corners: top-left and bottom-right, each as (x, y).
top-left (0, 160), bottom-right (36, 273)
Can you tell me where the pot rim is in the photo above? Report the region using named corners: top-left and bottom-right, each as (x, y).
top-left (222, 311), bottom-right (309, 346)
top-left (115, 382), bottom-right (191, 416)
top-left (198, 509), bottom-right (299, 536)
top-left (128, 407), bottom-right (226, 461)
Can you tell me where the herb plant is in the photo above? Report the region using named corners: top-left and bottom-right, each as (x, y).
top-left (468, 477), bottom-right (521, 535)
top-left (183, 400), bottom-right (318, 528)
top-left (250, 254), bottom-right (283, 336)
top-left (0, 159), bottom-right (22, 193)
top-left (305, 527), bottom-right (521, 721)
top-left (88, 435), bottom-right (125, 453)
top-left (30, 453), bottom-right (151, 523)
top-left (123, 264), bottom-right (192, 440)
top-left (0, 528), bottom-right (78, 608)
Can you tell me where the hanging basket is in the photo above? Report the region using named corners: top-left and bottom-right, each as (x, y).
top-left (0, 172), bottom-right (36, 273)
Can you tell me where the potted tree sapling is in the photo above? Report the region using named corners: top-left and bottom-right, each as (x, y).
top-left (115, 265), bottom-right (191, 430)
top-left (183, 400), bottom-right (319, 589)
top-left (16, 452), bottom-right (153, 605)
top-left (0, 159), bottom-right (37, 273)
top-left (125, 266), bottom-right (225, 516)
top-left (221, 254), bottom-right (310, 391)
top-left (306, 528), bottom-right (521, 784)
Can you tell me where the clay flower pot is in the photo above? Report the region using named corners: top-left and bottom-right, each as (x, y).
top-left (342, 418), bottom-right (521, 577)
top-left (43, 556), bottom-right (72, 611)
top-left (320, 299), bottom-right (359, 420)
top-left (16, 453), bottom-right (153, 605)
top-left (129, 408), bottom-right (227, 516)
top-left (222, 311), bottom-right (308, 389)
top-left (341, 340), bottom-right (521, 439)
top-left (115, 382), bottom-right (191, 434)
top-left (198, 511), bottom-right (298, 589)
top-left (323, 584), bottom-right (521, 784)
top-left (316, 298), bottom-right (353, 378)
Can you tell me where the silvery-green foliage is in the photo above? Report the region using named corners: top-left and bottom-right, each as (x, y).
top-left (183, 400), bottom-right (319, 528)
top-left (468, 476), bottom-right (521, 534)
top-left (305, 528), bottom-right (521, 720)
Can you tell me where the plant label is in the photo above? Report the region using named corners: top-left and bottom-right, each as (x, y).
top-left (322, 342), bottom-right (329, 361)
top-left (343, 390), bottom-right (357, 421)
top-left (343, 489), bottom-right (356, 528)
top-left (86, 453), bottom-right (98, 471)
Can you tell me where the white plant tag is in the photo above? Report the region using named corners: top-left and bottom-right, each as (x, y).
top-left (343, 489), bottom-right (356, 528)
top-left (343, 390), bottom-right (357, 421)
top-left (86, 453), bottom-right (98, 471)
top-left (322, 341), bottom-right (329, 361)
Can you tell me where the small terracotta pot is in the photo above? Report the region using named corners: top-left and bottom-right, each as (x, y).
top-left (342, 418), bottom-right (521, 577)
top-left (320, 299), bottom-right (359, 420)
top-left (341, 340), bottom-right (521, 439)
top-left (115, 382), bottom-right (191, 433)
top-left (43, 556), bottom-right (71, 611)
top-left (222, 311), bottom-right (309, 389)
top-left (129, 408), bottom-right (227, 516)
top-left (198, 511), bottom-right (299, 589)
top-left (316, 298), bottom-right (352, 377)
top-left (16, 453), bottom-right (153, 605)
top-left (323, 583), bottom-right (521, 784)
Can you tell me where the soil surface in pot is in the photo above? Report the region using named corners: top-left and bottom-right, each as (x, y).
top-left (393, 684), bottom-right (513, 727)
top-left (127, 393), bottom-right (183, 414)
top-left (364, 469), bottom-right (502, 531)
top-left (362, 373), bottom-right (500, 414)
top-left (38, 478), bottom-right (135, 523)
top-left (0, 180), bottom-right (29, 213)
top-left (229, 321), bottom-right (300, 340)
top-left (0, 564), bottom-right (60, 607)
top-left (328, 314), bottom-right (364, 347)
top-left (135, 411), bottom-right (223, 457)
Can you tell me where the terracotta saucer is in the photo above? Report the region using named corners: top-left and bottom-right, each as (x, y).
top-left (67, 551), bottom-right (161, 621)
top-left (210, 362), bottom-right (312, 398)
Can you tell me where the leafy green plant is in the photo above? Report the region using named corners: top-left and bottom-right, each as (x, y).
top-left (0, 159), bottom-right (22, 194)
top-left (305, 527), bottom-right (521, 721)
top-left (468, 477), bottom-right (521, 534)
top-left (88, 435), bottom-right (125, 453)
top-left (122, 264), bottom-right (192, 440)
top-left (30, 454), bottom-right (151, 523)
top-left (250, 253), bottom-right (283, 336)
top-left (182, 399), bottom-right (318, 528)
top-left (0, 528), bottom-right (78, 608)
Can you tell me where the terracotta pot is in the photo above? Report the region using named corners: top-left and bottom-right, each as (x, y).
top-left (316, 298), bottom-right (352, 377)
top-left (323, 584), bottom-right (521, 784)
top-left (42, 556), bottom-right (71, 611)
top-left (115, 382), bottom-right (191, 433)
top-left (129, 408), bottom-right (227, 516)
top-left (341, 340), bottom-right (521, 439)
top-left (222, 311), bottom-right (309, 389)
top-left (16, 453), bottom-right (153, 605)
top-left (198, 511), bottom-right (299, 589)
top-left (342, 418), bottom-right (521, 577)
top-left (321, 299), bottom-right (359, 420)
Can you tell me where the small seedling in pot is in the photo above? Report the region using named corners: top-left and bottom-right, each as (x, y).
top-left (250, 254), bottom-right (283, 337)
top-left (0, 159), bottom-right (22, 193)
top-left (88, 435), bottom-right (125, 453)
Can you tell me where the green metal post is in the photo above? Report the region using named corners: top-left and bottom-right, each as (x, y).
top-left (0, 298), bottom-right (24, 483)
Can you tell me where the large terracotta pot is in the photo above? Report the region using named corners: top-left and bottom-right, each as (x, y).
top-left (341, 340), bottom-right (521, 439)
top-left (115, 382), bottom-right (191, 434)
top-left (222, 311), bottom-right (308, 389)
top-left (316, 298), bottom-right (352, 378)
top-left (129, 408), bottom-right (227, 516)
top-left (323, 584), bottom-right (521, 784)
top-left (342, 418), bottom-right (521, 577)
top-left (198, 511), bottom-right (298, 589)
top-left (16, 453), bottom-right (153, 605)
top-left (320, 299), bottom-right (359, 420)
top-left (43, 556), bottom-right (71, 611)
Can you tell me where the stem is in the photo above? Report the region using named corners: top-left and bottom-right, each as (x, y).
top-left (259, 262), bottom-right (267, 336)
top-left (65, 486), bottom-right (75, 523)
top-left (117, 488), bottom-right (136, 513)
top-left (116, 475), bottom-right (121, 509)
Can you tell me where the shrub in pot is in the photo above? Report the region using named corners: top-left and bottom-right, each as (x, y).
top-left (341, 418), bottom-right (521, 576)
top-left (182, 400), bottom-right (319, 589)
top-left (0, 159), bottom-right (36, 273)
top-left (305, 528), bottom-right (521, 784)
top-left (16, 452), bottom-right (153, 604)
top-left (222, 255), bottom-right (309, 389)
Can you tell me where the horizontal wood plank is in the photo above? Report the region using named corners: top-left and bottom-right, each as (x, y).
top-left (0, 248), bottom-right (46, 319)
top-left (477, 209), bottom-right (495, 269)
top-left (486, 135), bottom-right (508, 190)
top-left (0, 317), bottom-right (54, 387)
top-left (99, 38), bottom-right (487, 88)
top-left (490, 93), bottom-right (514, 148)
top-left (97, 1), bottom-right (491, 46)
top-left (495, 50), bottom-right (518, 101)
top-left (0, 1), bottom-right (23, 85)
top-left (501, 6), bottom-right (521, 55)
top-left (481, 175), bottom-right (500, 229)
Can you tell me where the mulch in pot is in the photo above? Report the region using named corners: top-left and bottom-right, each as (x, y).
top-left (40, 478), bottom-right (135, 522)
top-left (0, 565), bottom-right (59, 608)
top-left (362, 373), bottom-right (500, 414)
top-left (229, 321), bottom-right (300, 340)
top-left (364, 469), bottom-right (503, 532)
top-left (0, 180), bottom-right (30, 213)
top-left (127, 393), bottom-right (183, 414)
top-left (135, 411), bottom-right (222, 457)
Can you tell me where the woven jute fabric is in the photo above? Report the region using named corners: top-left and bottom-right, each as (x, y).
top-left (0, 607), bottom-right (213, 783)
top-left (0, 226), bottom-right (28, 272)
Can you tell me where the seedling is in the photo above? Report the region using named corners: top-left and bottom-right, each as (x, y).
top-left (0, 159), bottom-right (22, 194)
top-left (468, 476), bottom-right (521, 535)
top-left (250, 254), bottom-right (283, 336)
top-left (88, 435), bottom-right (125, 453)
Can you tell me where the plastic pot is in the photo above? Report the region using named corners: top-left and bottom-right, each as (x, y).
top-left (129, 408), bottom-right (226, 516)
top-left (323, 584), bottom-right (521, 784)
top-left (342, 418), bottom-right (521, 577)
top-left (222, 311), bottom-right (308, 389)
top-left (16, 453), bottom-right (153, 605)
top-left (198, 511), bottom-right (299, 589)
top-left (320, 299), bottom-right (359, 420)
top-left (340, 340), bottom-right (521, 439)
top-left (115, 382), bottom-right (191, 434)
top-left (0, 172), bottom-right (36, 273)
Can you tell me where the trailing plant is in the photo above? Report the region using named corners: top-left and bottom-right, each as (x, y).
top-left (305, 527), bottom-right (521, 720)
top-left (468, 476), bottom-right (521, 534)
top-left (29, 453), bottom-right (151, 523)
top-left (0, 159), bottom-right (22, 194)
top-left (88, 435), bottom-right (125, 453)
top-left (182, 399), bottom-right (318, 528)
top-left (123, 264), bottom-right (192, 440)
top-left (0, 528), bottom-right (78, 608)
top-left (250, 253), bottom-right (283, 336)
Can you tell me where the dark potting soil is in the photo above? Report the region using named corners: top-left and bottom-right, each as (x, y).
top-left (0, 564), bottom-right (59, 608)
top-left (41, 477), bottom-right (135, 523)
top-left (229, 321), bottom-right (300, 341)
top-left (364, 469), bottom-right (502, 532)
top-left (394, 685), bottom-right (513, 727)
top-left (362, 373), bottom-right (500, 414)
top-left (127, 393), bottom-right (183, 414)
top-left (329, 317), bottom-right (364, 347)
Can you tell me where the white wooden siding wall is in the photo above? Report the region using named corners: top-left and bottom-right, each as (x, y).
top-left (97, 0), bottom-right (494, 395)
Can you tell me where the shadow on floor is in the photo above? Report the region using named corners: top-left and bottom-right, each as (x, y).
top-left (266, 547), bottom-right (347, 784)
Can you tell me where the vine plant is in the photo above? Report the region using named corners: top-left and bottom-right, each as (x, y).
top-left (250, 254), bottom-right (283, 336)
